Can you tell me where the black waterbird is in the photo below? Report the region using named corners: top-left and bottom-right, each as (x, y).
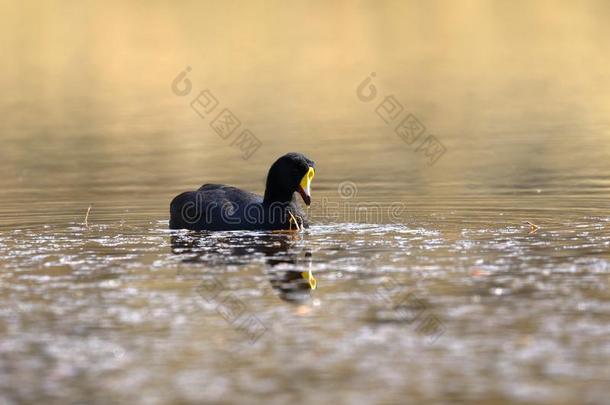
top-left (169, 152), bottom-right (315, 231)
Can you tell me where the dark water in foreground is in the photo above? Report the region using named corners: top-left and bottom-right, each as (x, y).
top-left (2, 1), bottom-right (610, 403)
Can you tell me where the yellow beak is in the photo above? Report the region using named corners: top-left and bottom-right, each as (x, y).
top-left (301, 270), bottom-right (317, 290)
top-left (298, 167), bottom-right (315, 206)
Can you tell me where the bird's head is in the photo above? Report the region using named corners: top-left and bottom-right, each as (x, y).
top-left (264, 152), bottom-right (316, 205)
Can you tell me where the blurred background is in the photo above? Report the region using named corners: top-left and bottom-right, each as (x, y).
top-left (1, 1), bottom-right (609, 404)
top-left (1, 0), bottom-right (609, 223)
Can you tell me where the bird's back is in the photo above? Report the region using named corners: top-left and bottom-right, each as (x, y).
top-left (169, 183), bottom-right (263, 231)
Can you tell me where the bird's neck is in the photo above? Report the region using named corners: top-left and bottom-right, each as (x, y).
top-left (263, 187), bottom-right (294, 205)
top-left (263, 165), bottom-right (294, 205)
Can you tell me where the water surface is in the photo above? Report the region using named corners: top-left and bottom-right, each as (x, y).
top-left (1, 1), bottom-right (610, 404)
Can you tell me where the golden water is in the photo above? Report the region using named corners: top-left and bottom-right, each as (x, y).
top-left (1, 1), bottom-right (609, 403)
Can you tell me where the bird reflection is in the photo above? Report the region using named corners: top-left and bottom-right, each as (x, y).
top-left (170, 232), bottom-right (316, 302)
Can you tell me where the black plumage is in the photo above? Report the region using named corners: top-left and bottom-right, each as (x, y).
top-left (169, 152), bottom-right (315, 231)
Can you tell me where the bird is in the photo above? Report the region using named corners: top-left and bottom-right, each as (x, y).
top-left (169, 152), bottom-right (315, 231)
